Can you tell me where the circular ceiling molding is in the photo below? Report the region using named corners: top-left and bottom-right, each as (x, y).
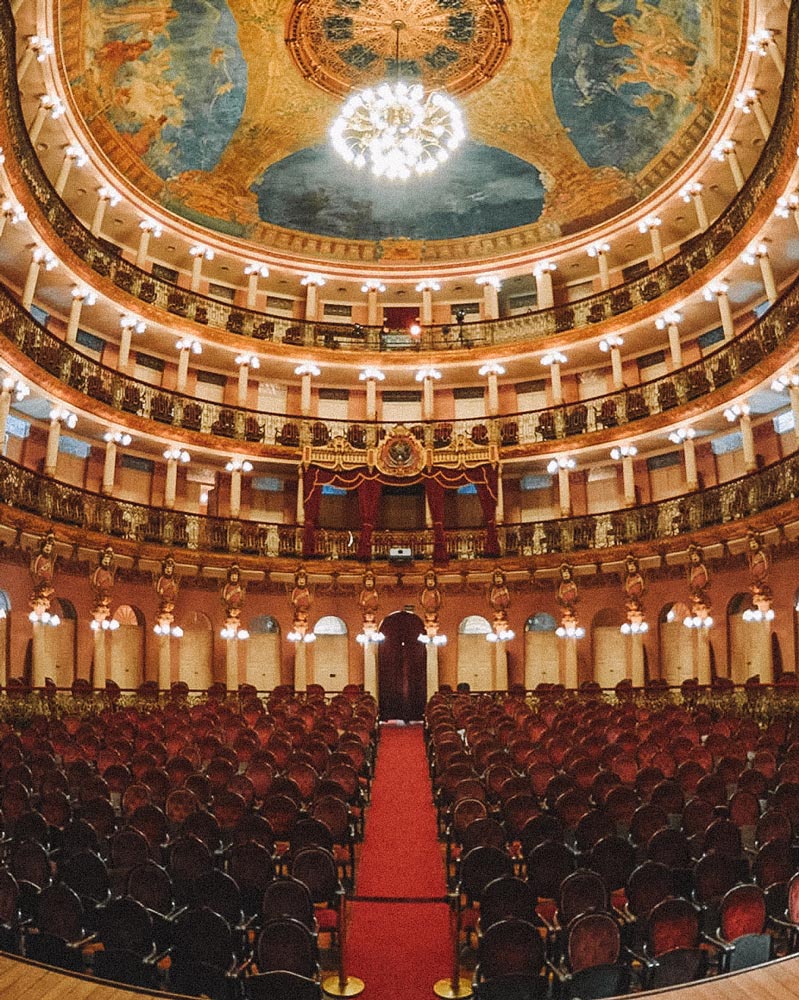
top-left (285, 0), bottom-right (512, 98)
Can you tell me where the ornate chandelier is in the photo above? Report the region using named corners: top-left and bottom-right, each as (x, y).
top-left (329, 21), bottom-right (465, 181)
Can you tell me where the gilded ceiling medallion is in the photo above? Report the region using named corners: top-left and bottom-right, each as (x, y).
top-left (285, 0), bottom-right (511, 98)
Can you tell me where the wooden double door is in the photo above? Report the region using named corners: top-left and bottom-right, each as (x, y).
top-left (378, 611), bottom-right (427, 721)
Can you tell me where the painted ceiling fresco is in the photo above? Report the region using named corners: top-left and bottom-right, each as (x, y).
top-left (62, 0), bottom-right (739, 248)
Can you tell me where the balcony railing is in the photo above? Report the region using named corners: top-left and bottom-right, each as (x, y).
top-left (1, 449), bottom-right (797, 561)
top-left (0, 0), bottom-right (796, 347)
top-left (0, 268), bottom-right (796, 453)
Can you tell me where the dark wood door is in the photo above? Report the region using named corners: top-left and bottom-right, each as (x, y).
top-left (378, 611), bottom-right (427, 721)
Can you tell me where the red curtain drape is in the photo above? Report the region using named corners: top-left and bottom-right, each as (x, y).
top-left (357, 478), bottom-right (382, 560)
top-left (301, 463), bottom-right (499, 560)
top-left (423, 478), bottom-right (447, 563)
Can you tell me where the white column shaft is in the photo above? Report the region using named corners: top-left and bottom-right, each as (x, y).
top-left (759, 255), bottom-right (777, 302)
top-left (622, 457), bottom-right (636, 506)
top-left (296, 468), bottom-right (305, 525)
top-left (365, 378), bottom-right (377, 421)
top-left (45, 420), bottom-right (61, 476)
top-left (610, 348), bottom-right (623, 390)
top-left (496, 467), bottom-right (504, 523)
top-left (230, 469), bottom-right (242, 519)
top-left (28, 107), bottom-right (48, 145)
top-left (420, 289), bottom-right (433, 325)
top-left (550, 363), bottom-right (563, 405)
top-left (684, 437), bottom-right (698, 490)
top-left (118, 326), bottom-right (133, 370)
top-left (789, 385), bottom-right (799, 436)
top-left (486, 373), bottom-right (499, 416)
top-left (136, 230), bottom-right (151, 269)
top-left (165, 459), bottom-right (178, 508)
top-left (93, 632), bottom-right (107, 689)
top-left (650, 227), bottom-right (664, 265)
top-left (558, 466), bottom-right (571, 517)
top-left (597, 253), bottom-right (610, 290)
top-left (718, 293), bottom-right (734, 340)
top-left (305, 283), bottom-right (319, 322)
top-left (90, 199), bottom-right (107, 237)
top-left (55, 158), bottom-right (73, 197)
top-left (692, 192), bottom-right (709, 230)
top-left (22, 260), bottom-right (40, 310)
top-left (0, 392), bottom-right (10, 454)
top-left (422, 377), bottom-right (434, 420)
top-left (482, 283), bottom-right (499, 320)
top-left (630, 634), bottom-right (645, 687)
top-left (176, 349), bottom-right (190, 394)
top-left (728, 151), bottom-right (744, 191)
top-left (102, 441), bottom-right (117, 494)
top-left (740, 414), bottom-right (756, 472)
top-left (667, 323), bottom-right (682, 369)
top-left (300, 373), bottom-right (312, 416)
top-left (363, 643), bottom-right (378, 699)
top-left (752, 100), bottom-right (771, 140)
top-left (246, 273), bottom-right (258, 310)
top-left (66, 298), bottom-right (82, 344)
top-left (190, 256), bottom-right (203, 292)
top-left (237, 365), bottom-right (249, 407)
top-left (17, 49), bottom-right (36, 83)
top-left (157, 634), bottom-right (172, 691)
top-left (536, 271), bottom-right (554, 309)
top-left (366, 289), bottom-right (379, 327)
top-left (768, 40), bottom-right (785, 75)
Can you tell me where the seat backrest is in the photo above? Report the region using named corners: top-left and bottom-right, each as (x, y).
top-left (174, 906), bottom-right (234, 970)
top-left (262, 877), bottom-right (315, 930)
top-left (99, 896), bottom-right (155, 956)
top-left (567, 911), bottom-right (621, 973)
top-left (479, 876), bottom-right (537, 932)
top-left (588, 835), bottom-right (636, 892)
top-left (559, 869), bottom-right (607, 926)
top-left (257, 917), bottom-right (319, 978)
top-left (648, 897), bottom-right (701, 956)
top-left (693, 850), bottom-right (740, 904)
top-left (526, 840), bottom-right (575, 900)
top-left (243, 970), bottom-right (322, 1000)
top-left (458, 845), bottom-right (514, 903)
top-left (193, 869), bottom-right (244, 925)
top-left (290, 846), bottom-right (340, 905)
top-left (625, 861), bottom-right (674, 919)
top-left (477, 918), bottom-right (545, 981)
top-left (720, 883), bottom-right (766, 941)
top-left (36, 883), bottom-right (84, 941)
top-left (127, 860), bottom-right (173, 914)
top-left (753, 838), bottom-right (794, 890)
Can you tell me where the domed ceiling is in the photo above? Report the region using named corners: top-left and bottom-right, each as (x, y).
top-left (61, 0), bottom-right (740, 253)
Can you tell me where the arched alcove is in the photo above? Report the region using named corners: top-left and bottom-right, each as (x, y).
top-left (312, 616), bottom-right (349, 692)
top-left (592, 606), bottom-right (628, 689)
top-left (247, 615), bottom-right (282, 691)
top-left (53, 596), bottom-right (76, 689)
top-left (457, 614), bottom-right (499, 692)
top-left (728, 591), bottom-right (773, 684)
top-left (378, 610), bottom-right (427, 722)
top-left (109, 604), bottom-right (145, 690)
top-left (659, 601), bottom-right (696, 687)
top-left (524, 611), bottom-right (559, 688)
top-left (179, 610), bottom-right (213, 691)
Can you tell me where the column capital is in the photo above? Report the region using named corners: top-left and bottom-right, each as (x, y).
top-left (294, 362), bottom-right (321, 377)
top-left (49, 405), bottom-right (77, 428)
top-left (415, 279), bottom-right (441, 292)
top-left (599, 334), bottom-right (623, 351)
top-left (189, 243), bottom-right (215, 261)
top-left (176, 336), bottom-right (202, 354)
top-left (163, 446), bottom-right (190, 463)
top-left (244, 261), bottom-right (269, 277)
top-left (361, 278), bottom-right (387, 293)
top-left (235, 351), bottom-right (260, 369)
top-left (586, 240), bottom-right (610, 258)
top-left (540, 350), bottom-right (567, 367)
top-left (637, 214), bottom-right (662, 233)
top-left (64, 143), bottom-right (88, 166)
top-left (72, 285), bottom-right (97, 305)
top-left (139, 216), bottom-right (163, 236)
top-left (359, 366), bottom-right (385, 382)
top-left (301, 272), bottom-right (327, 287)
top-left (225, 457), bottom-right (253, 473)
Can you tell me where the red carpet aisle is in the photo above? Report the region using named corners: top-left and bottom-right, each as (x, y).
top-left (345, 724), bottom-right (451, 999)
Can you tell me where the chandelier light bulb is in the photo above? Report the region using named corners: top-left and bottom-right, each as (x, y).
top-left (189, 244), bottom-right (214, 261)
top-left (547, 456), bottom-right (576, 474)
top-left (120, 314), bottom-right (146, 333)
top-left (533, 260), bottom-right (557, 277)
top-left (723, 402), bottom-right (749, 422)
top-left (139, 216), bottom-right (163, 237)
top-left (3, 376), bottom-right (29, 401)
top-left (359, 367), bottom-right (385, 381)
top-left (621, 621), bottom-right (649, 635)
top-left (225, 458), bottom-right (253, 473)
top-left (176, 337), bottom-right (202, 354)
top-left (599, 335), bottom-right (623, 351)
top-left (711, 139), bottom-right (736, 161)
top-left (655, 310), bottom-right (682, 329)
top-left (301, 273), bottom-right (326, 287)
top-left (356, 631), bottom-right (385, 645)
top-left (610, 445), bottom-right (637, 460)
top-left (679, 181), bottom-right (703, 201)
top-left (703, 280), bottom-right (729, 300)
top-left (104, 430), bottom-right (132, 446)
top-left (747, 28), bottom-right (774, 56)
top-left (29, 35), bottom-right (55, 60)
top-left (235, 352), bottom-right (260, 369)
top-left (668, 426), bottom-right (696, 444)
top-left (244, 262), bottom-right (269, 277)
top-left (331, 81), bottom-right (465, 181)
top-left (361, 279), bottom-right (387, 293)
top-left (415, 279), bottom-right (441, 292)
top-left (72, 286), bottom-right (98, 306)
top-left (637, 215), bottom-right (661, 233)
top-left (2, 199), bottom-right (27, 224)
top-left (50, 406), bottom-right (77, 429)
top-left (295, 362), bottom-right (321, 377)
top-left (40, 94), bottom-right (65, 119)
top-left (478, 362), bottom-right (506, 377)
top-left (586, 241), bottom-right (610, 258)
top-left (415, 366), bottom-right (442, 382)
top-left (65, 143), bottom-right (88, 167)
top-left (475, 274), bottom-right (502, 290)
top-left (163, 446), bottom-right (190, 463)
top-left (742, 608), bottom-right (775, 623)
top-left (540, 351), bottom-right (567, 367)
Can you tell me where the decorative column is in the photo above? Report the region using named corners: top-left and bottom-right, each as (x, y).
top-left (415, 279), bottom-right (440, 325)
top-left (244, 262), bottom-right (269, 309)
top-left (0, 377), bottom-right (28, 453)
top-left (547, 455), bottom-right (575, 517)
top-left (154, 556), bottom-right (183, 691)
top-left (668, 426), bottom-right (698, 490)
top-left (556, 615), bottom-right (584, 689)
top-left (771, 372), bottom-right (799, 434)
top-left (362, 278), bottom-right (387, 326)
top-left (23, 247), bottom-right (57, 309)
top-left (102, 430), bottom-right (131, 495)
top-left (679, 181), bottom-right (709, 231)
top-left (288, 567), bottom-right (314, 691)
top-left (724, 402), bottom-right (756, 472)
top-left (599, 334), bottom-right (624, 389)
top-left (711, 139), bottom-right (744, 191)
top-left (478, 362), bottom-right (505, 416)
top-left (175, 336), bottom-right (202, 394)
top-left (234, 352), bottom-right (260, 407)
top-left (357, 570), bottom-right (383, 697)
top-left (29, 94), bottom-right (65, 145)
top-left (0, 199), bottom-right (27, 240)
top-left (225, 457), bottom-right (253, 519)
top-left (610, 444), bottom-right (638, 507)
top-left (533, 260), bottom-right (557, 309)
top-left (55, 144), bottom-right (88, 196)
top-left (163, 446), bottom-right (190, 509)
top-left (748, 28), bottom-right (785, 75)
top-left (415, 366), bottom-right (442, 420)
top-left (136, 218), bottom-right (163, 268)
top-left (358, 366), bottom-right (385, 422)
top-left (301, 273), bottom-right (327, 322)
top-left (734, 88), bottom-right (771, 140)
top-left (638, 215), bottom-right (664, 265)
top-left (90, 185), bottom-right (121, 237)
top-left (540, 350), bottom-right (567, 405)
top-left (587, 241), bottom-right (611, 290)
top-left (45, 406), bottom-right (77, 477)
top-left (476, 274), bottom-right (502, 320)
top-left (17, 35), bottom-right (54, 83)
top-left (294, 362), bottom-right (320, 417)
top-left (620, 555), bottom-right (648, 687)
top-left (741, 242), bottom-right (777, 302)
top-left (703, 281), bottom-right (734, 340)
top-left (655, 310), bottom-right (683, 369)
top-left (775, 192), bottom-right (799, 231)
top-left (221, 565), bottom-right (249, 692)
top-left (119, 314), bottom-right (146, 370)
top-left (188, 244), bottom-right (214, 292)
top-left (66, 286), bottom-right (97, 345)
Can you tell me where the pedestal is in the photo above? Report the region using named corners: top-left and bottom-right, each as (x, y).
top-left (226, 638), bottom-right (242, 691)
top-left (630, 634), bottom-right (646, 687)
top-left (559, 638), bottom-right (579, 690)
top-left (695, 631), bottom-right (711, 686)
top-left (425, 643), bottom-right (440, 701)
top-left (492, 641), bottom-right (508, 692)
top-left (363, 642), bottom-right (378, 698)
top-left (93, 630), bottom-right (107, 688)
top-left (31, 621), bottom-right (57, 688)
top-left (294, 640), bottom-right (308, 692)
top-left (157, 633), bottom-right (172, 691)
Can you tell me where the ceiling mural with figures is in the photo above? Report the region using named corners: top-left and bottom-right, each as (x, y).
top-left (60, 0), bottom-right (741, 249)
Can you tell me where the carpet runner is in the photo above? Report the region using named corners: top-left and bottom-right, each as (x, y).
top-left (345, 724), bottom-right (452, 999)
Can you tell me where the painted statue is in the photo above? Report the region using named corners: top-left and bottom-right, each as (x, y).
top-left (419, 568), bottom-right (442, 627)
top-left (687, 543), bottom-right (710, 599)
top-left (489, 566), bottom-right (511, 626)
top-left (290, 566), bottom-right (312, 625)
top-left (155, 553), bottom-right (179, 616)
top-left (221, 562), bottom-right (245, 619)
top-left (556, 562), bottom-right (578, 612)
top-left (90, 545), bottom-right (117, 603)
top-left (359, 568), bottom-right (379, 626)
top-left (30, 531), bottom-right (57, 602)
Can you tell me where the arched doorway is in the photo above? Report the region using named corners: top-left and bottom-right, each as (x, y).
top-left (378, 611), bottom-right (427, 722)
